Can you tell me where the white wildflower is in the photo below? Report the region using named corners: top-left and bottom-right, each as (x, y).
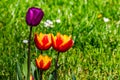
top-left (55, 19), bottom-right (61, 23)
top-left (103, 17), bottom-right (110, 23)
top-left (44, 20), bottom-right (53, 28)
top-left (23, 40), bottom-right (28, 44)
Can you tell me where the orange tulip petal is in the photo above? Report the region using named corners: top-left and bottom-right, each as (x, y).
top-left (59, 39), bottom-right (73, 52)
top-left (34, 34), bottom-right (43, 49)
top-left (35, 59), bottom-right (40, 69)
top-left (51, 34), bottom-right (57, 49)
top-left (56, 33), bottom-right (63, 47)
top-left (43, 61), bottom-right (51, 70)
top-left (39, 60), bottom-right (44, 69)
top-left (42, 35), bottom-right (49, 46)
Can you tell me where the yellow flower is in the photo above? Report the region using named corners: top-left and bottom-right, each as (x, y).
top-left (97, 14), bottom-right (102, 19)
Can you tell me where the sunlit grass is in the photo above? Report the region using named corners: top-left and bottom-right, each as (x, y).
top-left (0, 0), bottom-right (120, 79)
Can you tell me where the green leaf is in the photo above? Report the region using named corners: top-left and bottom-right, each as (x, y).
top-left (17, 62), bottom-right (22, 80)
top-left (31, 61), bottom-right (36, 77)
top-left (48, 74), bottom-right (54, 80)
top-left (72, 74), bottom-right (76, 80)
top-left (22, 58), bottom-right (27, 79)
top-left (34, 68), bottom-right (39, 80)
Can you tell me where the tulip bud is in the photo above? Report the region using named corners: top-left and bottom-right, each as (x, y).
top-left (35, 55), bottom-right (52, 70)
top-left (26, 7), bottom-right (44, 26)
top-left (30, 74), bottom-right (34, 80)
top-left (34, 33), bottom-right (52, 50)
top-left (52, 33), bottom-right (74, 52)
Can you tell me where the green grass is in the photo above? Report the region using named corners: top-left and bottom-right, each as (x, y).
top-left (0, 0), bottom-right (120, 80)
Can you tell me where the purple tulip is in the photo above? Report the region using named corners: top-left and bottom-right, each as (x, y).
top-left (26, 7), bottom-right (44, 26)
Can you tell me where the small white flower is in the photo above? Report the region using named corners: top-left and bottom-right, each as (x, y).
top-left (55, 19), bottom-right (61, 23)
top-left (103, 17), bottom-right (110, 23)
top-left (23, 40), bottom-right (28, 44)
top-left (44, 20), bottom-right (53, 28)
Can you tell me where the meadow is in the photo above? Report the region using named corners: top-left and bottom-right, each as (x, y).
top-left (0, 0), bottom-right (120, 80)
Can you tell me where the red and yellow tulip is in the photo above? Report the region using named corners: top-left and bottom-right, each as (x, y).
top-left (34, 33), bottom-right (52, 50)
top-left (30, 74), bottom-right (34, 80)
top-left (35, 55), bottom-right (52, 70)
top-left (51, 33), bottom-right (74, 52)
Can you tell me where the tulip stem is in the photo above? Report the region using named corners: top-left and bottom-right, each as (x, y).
top-left (27, 26), bottom-right (32, 80)
top-left (41, 50), bottom-right (43, 54)
top-left (55, 52), bottom-right (60, 80)
top-left (39, 51), bottom-right (43, 80)
top-left (40, 70), bottom-right (43, 80)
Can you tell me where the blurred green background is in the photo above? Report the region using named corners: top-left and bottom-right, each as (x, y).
top-left (0, 0), bottom-right (120, 80)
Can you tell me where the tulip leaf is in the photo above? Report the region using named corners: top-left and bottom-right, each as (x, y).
top-left (72, 74), bottom-right (76, 80)
top-left (34, 68), bottom-right (39, 80)
top-left (22, 58), bottom-right (27, 79)
top-left (31, 62), bottom-right (36, 77)
top-left (17, 62), bottom-right (22, 80)
top-left (48, 74), bottom-right (54, 80)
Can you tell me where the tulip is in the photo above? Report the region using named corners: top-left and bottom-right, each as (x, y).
top-left (26, 7), bottom-right (44, 26)
top-left (26, 7), bottom-right (44, 80)
top-left (35, 55), bottom-right (52, 70)
top-left (30, 75), bottom-right (34, 80)
top-left (52, 33), bottom-right (74, 52)
top-left (34, 33), bottom-right (52, 50)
